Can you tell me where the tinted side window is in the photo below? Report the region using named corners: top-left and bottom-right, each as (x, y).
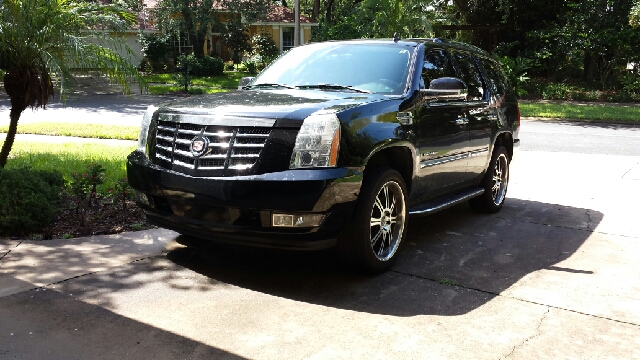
top-left (477, 57), bottom-right (506, 98)
top-left (421, 49), bottom-right (456, 88)
top-left (451, 51), bottom-right (485, 101)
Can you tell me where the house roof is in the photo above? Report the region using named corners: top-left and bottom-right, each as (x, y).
top-left (134, 0), bottom-right (316, 30)
top-left (258, 5), bottom-right (316, 24)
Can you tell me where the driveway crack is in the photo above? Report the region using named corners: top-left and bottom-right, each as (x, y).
top-left (501, 307), bottom-right (550, 359)
top-left (0, 241), bottom-right (23, 263)
top-left (389, 269), bottom-right (640, 327)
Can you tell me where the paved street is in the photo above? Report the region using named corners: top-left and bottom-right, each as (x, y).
top-left (0, 93), bottom-right (173, 127)
top-left (1, 101), bottom-right (640, 358)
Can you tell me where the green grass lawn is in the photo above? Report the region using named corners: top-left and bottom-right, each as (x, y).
top-left (0, 122), bottom-right (140, 140)
top-left (5, 140), bottom-right (135, 193)
top-left (143, 71), bottom-right (251, 95)
top-left (3, 101), bottom-right (637, 142)
top-left (519, 103), bottom-right (640, 123)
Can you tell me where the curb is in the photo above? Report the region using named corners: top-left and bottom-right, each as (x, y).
top-left (521, 117), bottom-right (640, 126)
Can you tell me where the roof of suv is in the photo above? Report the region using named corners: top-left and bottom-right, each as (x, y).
top-left (307, 38), bottom-right (491, 57)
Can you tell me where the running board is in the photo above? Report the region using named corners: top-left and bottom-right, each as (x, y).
top-left (408, 188), bottom-right (485, 216)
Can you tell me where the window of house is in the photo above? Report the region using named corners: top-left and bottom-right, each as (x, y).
top-left (282, 27), bottom-right (294, 52)
top-left (173, 35), bottom-right (193, 55)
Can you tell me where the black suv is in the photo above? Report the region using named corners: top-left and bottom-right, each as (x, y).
top-left (127, 38), bottom-right (520, 273)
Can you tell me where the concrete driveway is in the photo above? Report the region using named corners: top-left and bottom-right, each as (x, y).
top-left (1, 118), bottom-right (640, 358)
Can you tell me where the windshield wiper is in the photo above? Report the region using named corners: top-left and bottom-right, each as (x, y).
top-left (296, 84), bottom-right (371, 94)
top-left (244, 83), bottom-right (295, 90)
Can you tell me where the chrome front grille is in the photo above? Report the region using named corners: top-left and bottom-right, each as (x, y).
top-left (154, 120), bottom-right (271, 171)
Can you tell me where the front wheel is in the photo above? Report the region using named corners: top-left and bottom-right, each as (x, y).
top-left (340, 167), bottom-right (407, 274)
top-left (469, 146), bottom-right (510, 213)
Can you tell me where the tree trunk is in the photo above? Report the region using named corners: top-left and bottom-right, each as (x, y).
top-left (582, 52), bottom-right (598, 83)
top-left (0, 108), bottom-right (20, 168)
top-left (312, 0), bottom-right (320, 20)
top-left (191, 32), bottom-right (205, 58)
top-left (326, 0), bottom-right (335, 23)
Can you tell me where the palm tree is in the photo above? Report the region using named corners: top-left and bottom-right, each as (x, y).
top-left (0, 0), bottom-right (144, 168)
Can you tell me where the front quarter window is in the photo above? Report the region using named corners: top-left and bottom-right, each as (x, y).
top-left (253, 42), bottom-right (415, 95)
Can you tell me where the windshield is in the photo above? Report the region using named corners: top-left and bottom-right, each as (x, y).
top-left (251, 42), bottom-right (416, 95)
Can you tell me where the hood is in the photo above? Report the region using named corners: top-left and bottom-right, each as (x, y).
top-left (156, 89), bottom-right (391, 126)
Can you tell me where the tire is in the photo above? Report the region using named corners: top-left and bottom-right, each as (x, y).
top-left (340, 167), bottom-right (408, 274)
top-left (469, 146), bottom-right (510, 213)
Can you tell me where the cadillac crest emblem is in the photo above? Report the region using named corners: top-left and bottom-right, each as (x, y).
top-left (190, 136), bottom-right (208, 156)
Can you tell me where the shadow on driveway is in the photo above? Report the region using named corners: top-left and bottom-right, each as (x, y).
top-left (162, 198), bottom-right (602, 317)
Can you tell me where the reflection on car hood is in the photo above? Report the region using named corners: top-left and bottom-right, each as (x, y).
top-left (156, 89), bottom-right (390, 123)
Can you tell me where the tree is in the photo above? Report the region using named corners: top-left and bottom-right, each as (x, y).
top-left (152, 0), bottom-right (217, 58)
top-left (223, 22), bottom-right (252, 65)
top-left (631, 0), bottom-right (640, 26)
top-left (0, 0), bottom-right (143, 168)
top-left (153, 0), bottom-right (273, 58)
top-left (251, 32), bottom-right (280, 66)
top-left (315, 0), bottom-right (434, 41)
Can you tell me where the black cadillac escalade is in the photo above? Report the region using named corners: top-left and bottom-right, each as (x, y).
top-left (127, 38), bottom-right (520, 273)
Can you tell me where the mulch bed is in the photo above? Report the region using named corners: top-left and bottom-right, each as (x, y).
top-left (6, 193), bottom-right (155, 241)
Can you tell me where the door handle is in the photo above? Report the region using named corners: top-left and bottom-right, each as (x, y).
top-left (455, 118), bottom-right (469, 125)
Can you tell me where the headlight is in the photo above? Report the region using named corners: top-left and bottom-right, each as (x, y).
top-left (290, 113), bottom-right (341, 168)
top-left (138, 105), bottom-right (157, 155)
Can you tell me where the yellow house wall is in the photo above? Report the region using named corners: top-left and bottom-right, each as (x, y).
top-left (304, 28), bottom-right (312, 44)
top-left (249, 25), bottom-right (280, 49)
top-left (248, 25), bottom-right (315, 52)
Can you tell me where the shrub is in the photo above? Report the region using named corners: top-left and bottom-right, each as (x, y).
top-left (0, 168), bottom-right (64, 236)
top-left (242, 60), bottom-right (258, 74)
top-left (139, 33), bottom-right (172, 72)
top-left (176, 54), bottom-right (224, 77)
top-left (251, 33), bottom-right (279, 67)
top-left (541, 83), bottom-right (571, 100)
top-left (108, 178), bottom-right (134, 222)
top-left (620, 72), bottom-right (640, 94)
top-left (496, 56), bottom-right (532, 97)
top-left (198, 56), bottom-right (224, 76)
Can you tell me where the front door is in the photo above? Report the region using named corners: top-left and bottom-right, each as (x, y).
top-left (413, 49), bottom-right (469, 200)
top-left (450, 51), bottom-right (493, 180)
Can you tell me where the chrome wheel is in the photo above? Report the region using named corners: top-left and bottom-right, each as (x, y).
top-left (369, 180), bottom-right (406, 261)
top-left (491, 153), bottom-right (509, 206)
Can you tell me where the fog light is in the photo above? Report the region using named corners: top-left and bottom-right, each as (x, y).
top-left (272, 213), bottom-right (325, 227)
top-left (134, 190), bottom-right (151, 207)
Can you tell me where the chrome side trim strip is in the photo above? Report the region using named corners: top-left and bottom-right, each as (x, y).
top-left (420, 153), bottom-right (468, 169)
top-left (469, 147), bottom-right (489, 157)
top-left (409, 188), bottom-right (485, 216)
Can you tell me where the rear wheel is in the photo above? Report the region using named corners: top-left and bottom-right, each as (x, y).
top-left (469, 146), bottom-right (509, 213)
top-left (340, 167), bottom-right (407, 274)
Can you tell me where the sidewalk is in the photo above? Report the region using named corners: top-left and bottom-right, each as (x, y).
top-left (0, 229), bottom-right (179, 298)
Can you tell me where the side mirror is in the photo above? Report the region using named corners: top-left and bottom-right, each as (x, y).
top-left (429, 77), bottom-right (466, 90)
top-left (420, 77), bottom-right (467, 100)
top-left (238, 76), bottom-right (255, 90)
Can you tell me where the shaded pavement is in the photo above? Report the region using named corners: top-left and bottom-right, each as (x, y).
top-left (1, 150), bottom-right (639, 359)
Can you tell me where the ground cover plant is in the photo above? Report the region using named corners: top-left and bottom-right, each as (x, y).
top-left (0, 167), bottom-right (64, 236)
top-left (519, 103), bottom-right (640, 123)
top-left (142, 71), bottom-right (250, 95)
top-left (0, 123), bottom-right (139, 140)
top-left (1, 140), bottom-right (149, 239)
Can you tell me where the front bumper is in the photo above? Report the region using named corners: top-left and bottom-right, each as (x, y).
top-left (127, 150), bottom-right (363, 250)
